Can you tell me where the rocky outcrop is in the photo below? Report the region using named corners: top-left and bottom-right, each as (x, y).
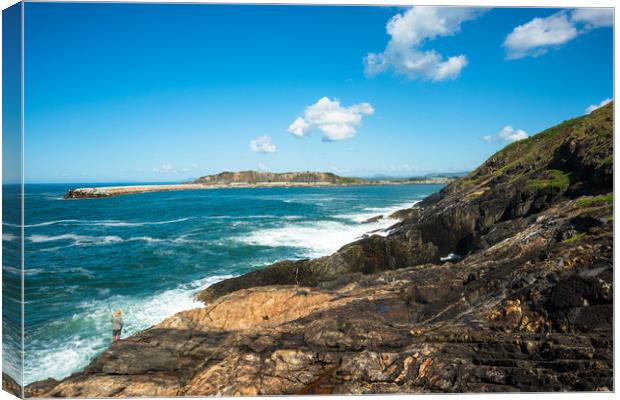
top-left (3, 373), bottom-right (21, 397)
top-left (192, 171), bottom-right (366, 185)
top-left (29, 103), bottom-right (613, 396)
top-left (362, 215), bottom-right (384, 224)
top-left (199, 102), bottom-right (613, 303)
top-left (64, 172), bottom-right (368, 199)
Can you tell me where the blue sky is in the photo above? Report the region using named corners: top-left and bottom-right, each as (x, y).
top-left (23, 4), bottom-right (613, 183)
top-left (3, 3), bottom-right (22, 185)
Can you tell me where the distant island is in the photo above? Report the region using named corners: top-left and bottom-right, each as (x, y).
top-left (63, 171), bottom-right (457, 199)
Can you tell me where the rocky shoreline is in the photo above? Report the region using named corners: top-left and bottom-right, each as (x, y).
top-left (24, 102), bottom-right (613, 396)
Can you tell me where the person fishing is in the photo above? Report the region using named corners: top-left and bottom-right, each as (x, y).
top-left (110, 309), bottom-right (123, 342)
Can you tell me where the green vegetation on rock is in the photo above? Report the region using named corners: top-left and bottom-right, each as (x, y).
top-left (526, 169), bottom-right (571, 191)
top-left (577, 193), bottom-right (613, 208)
top-left (563, 233), bottom-right (586, 244)
top-left (599, 155), bottom-right (613, 167)
top-left (452, 102), bottom-right (612, 195)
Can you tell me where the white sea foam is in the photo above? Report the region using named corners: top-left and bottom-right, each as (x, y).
top-left (21, 217), bottom-right (193, 228)
top-left (335, 200), bottom-right (420, 223)
top-left (202, 215), bottom-right (286, 220)
top-left (26, 268), bottom-right (45, 276)
top-left (281, 196), bottom-right (338, 205)
top-left (28, 234), bottom-right (123, 245)
top-left (94, 217), bottom-right (193, 227)
top-left (2, 233), bottom-right (16, 242)
top-left (237, 219), bottom-right (395, 257)
top-left (3, 266), bottom-right (44, 276)
top-left (23, 219), bottom-right (81, 228)
top-left (66, 267), bottom-right (96, 278)
top-left (126, 235), bottom-right (199, 245)
top-left (237, 200), bottom-right (419, 257)
top-left (126, 236), bottom-right (165, 243)
top-left (24, 274), bottom-right (233, 384)
top-left (3, 266), bottom-right (21, 275)
top-left (26, 335), bottom-right (108, 386)
top-left (19, 215), bottom-right (287, 229)
top-left (27, 233), bottom-right (202, 251)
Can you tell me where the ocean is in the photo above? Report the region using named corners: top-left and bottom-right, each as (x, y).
top-left (7, 183), bottom-right (443, 384)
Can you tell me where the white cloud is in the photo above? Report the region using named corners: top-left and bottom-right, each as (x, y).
top-left (503, 12), bottom-right (577, 59)
top-left (153, 163), bottom-right (174, 173)
top-left (288, 97), bottom-right (374, 141)
top-left (250, 136), bottom-right (277, 153)
top-left (151, 163), bottom-right (192, 174)
top-left (504, 9), bottom-right (613, 59)
top-left (364, 6), bottom-right (484, 81)
top-left (258, 162), bottom-right (268, 171)
top-left (484, 126), bottom-right (529, 143)
top-left (586, 98), bottom-right (612, 114)
top-left (571, 8), bottom-right (613, 28)
top-left (288, 118), bottom-right (310, 138)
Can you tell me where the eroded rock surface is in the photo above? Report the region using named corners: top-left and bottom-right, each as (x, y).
top-left (27, 103), bottom-right (613, 396)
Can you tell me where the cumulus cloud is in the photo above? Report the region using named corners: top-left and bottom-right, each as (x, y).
top-left (504, 8), bottom-right (613, 59)
top-left (364, 6), bottom-right (485, 81)
top-left (288, 97), bottom-right (374, 141)
top-left (250, 136), bottom-right (277, 153)
top-left (288, 118), bottom-right (310, 138)
top-left (483, 126), bottom-right (529, 143)
top-left (586, 98), bottom-right (612, 114)
top-left (503, 12), bottom-right (577, 59)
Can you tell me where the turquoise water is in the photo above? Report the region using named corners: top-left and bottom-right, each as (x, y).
top-left (2, 184), bottom-right (23, 385)
top-left (15, 183), bottom-right (442, 384)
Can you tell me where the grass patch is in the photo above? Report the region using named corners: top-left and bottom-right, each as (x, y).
top-left (492, 118), bottom-right (582, 162)
top-left (526, 170), bottom-right (571, 191)
top-left (563, 233), bottom-right (586, 244)
top-left (577, 193), bottom-right (613, 208)
top-left (598, 155), bottom-right (613, 167)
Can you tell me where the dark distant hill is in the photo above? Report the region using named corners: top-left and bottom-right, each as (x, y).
top-left (365, 171), bottom-right (469, 181)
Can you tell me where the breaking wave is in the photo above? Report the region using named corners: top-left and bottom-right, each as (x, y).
top-left (24, 274), bottom-right (233, 384)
